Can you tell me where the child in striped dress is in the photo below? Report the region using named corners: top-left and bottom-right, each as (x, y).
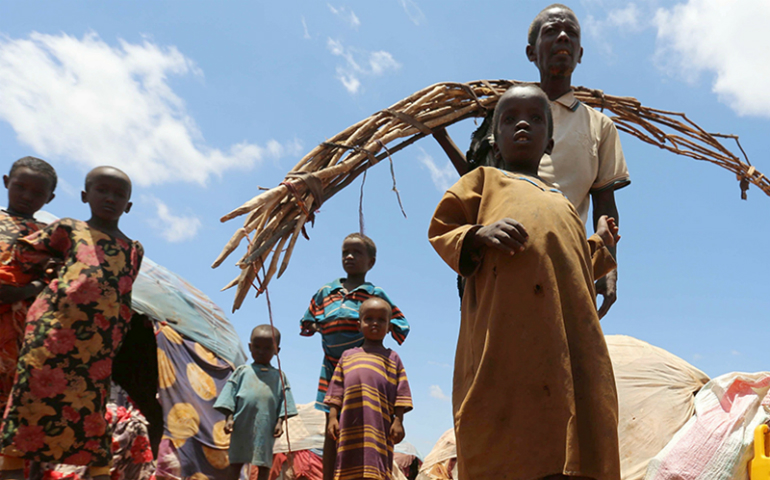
top-left (300, 233), bottom-right (409, 479)
top-left (325, 297), bottom-right (412, 480)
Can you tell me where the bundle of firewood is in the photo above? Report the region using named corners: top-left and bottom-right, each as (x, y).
top-left (212, 79), bottom-right (766, 311)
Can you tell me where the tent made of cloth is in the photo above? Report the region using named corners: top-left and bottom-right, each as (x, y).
top-left (417, 335), bottom-right (709, 480)
top-left (131, 257), bottom-right (247, 367)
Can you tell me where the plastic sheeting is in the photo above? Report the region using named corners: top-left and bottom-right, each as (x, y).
top-left (131, 257), bottom-right (247, 367)
top-left (644, 372), bottom-right (770, 480)
top-left (416, 335), bottom-right (709, 480)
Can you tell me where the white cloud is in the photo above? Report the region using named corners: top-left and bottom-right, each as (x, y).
top-left (327, 4), bottom-right (361, 30)
top-left (429, 385), bottom-right (450, 401)
top-left (0, 32), bottom-right (300, 186)
top-left (326, 38), bottom-right (401, 95)
top-left (653, 0), bottom-right (770, 117)
top-left (144, 195), bottom-right (202, 243)
top-left (301, 16), bottom-right (311, 39)
top-left (584, 2), bottom-right (649, 56)
top-left (731, 350), bottom-right (741, 356)
top-left (398, 0), bottom-right (425, 26)
top-left (418, 147), bottom-right (457, 192)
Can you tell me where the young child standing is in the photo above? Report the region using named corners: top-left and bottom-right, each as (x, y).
top-left (0, 166), bottom-right (143, 480)
top-left (325, 297), bottom-right (412, 480)
top-left (214, 325), bottom-right (297, 480)
top-left (0, 157), bottom-right (57, 408)
top-left (429, 85), bottom-right (621, 480)
top-left (300, 233), bottom-right (409, 479)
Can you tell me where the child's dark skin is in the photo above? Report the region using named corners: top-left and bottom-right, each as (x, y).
top-left (300, 236), bottom-right (375, 335)
top-left (82, 166), bottom-right (133, 242)
top-left (464, 86), bottom-right (619, 265)
top-left (0, 167), bottom-right (57, 304)
top-left (224, 328), bottom-right (284, 480)
top-left (327, 298), bottom-right (406, 445)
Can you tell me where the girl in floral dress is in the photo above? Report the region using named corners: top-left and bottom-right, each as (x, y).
top-left (0, 166), bottom-right (143, 480)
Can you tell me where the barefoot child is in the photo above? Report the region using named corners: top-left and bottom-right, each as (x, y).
top-left (0, 166), bottom-right (143, 480)
top-left (214, 325), bottom-right (297, 480)
top-left (0, 157), bottom-right (57, 407)
top-left (325, 297), bottom-right (412, 480)
top-left (300, 233), bottom-right (409, 479)
top-left (429, 84), bottom-right (621, 480)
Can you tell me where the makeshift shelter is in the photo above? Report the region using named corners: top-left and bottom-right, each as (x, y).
top-left (117, 257), bottom-right (248, 480)
top-left (416, 335), bottom-right (709, 480)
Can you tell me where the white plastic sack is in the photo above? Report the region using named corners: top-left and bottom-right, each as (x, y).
top-left (644, 371), bottom-right (770, 480)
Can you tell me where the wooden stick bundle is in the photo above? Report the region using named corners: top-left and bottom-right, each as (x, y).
top-left (213, 79), bottom-right (768, 311)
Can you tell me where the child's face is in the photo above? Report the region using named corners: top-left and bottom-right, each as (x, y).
top-left (249, 335), bottom-right (277, 365)
top-left (341, 238), bottom-right (374, 277)
top-left (494, 87), bottom-right (554, 171)
top-left (358, 302), bottom-right (390, 342)
top-left (82, 171), bottom-right (132, 222)
top-left (3, 167), bottom-right (55, 216)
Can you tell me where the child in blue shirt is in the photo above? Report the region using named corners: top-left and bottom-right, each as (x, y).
top-left (300, 233), bottom-right (409, 480)
top-left (214, 325), bottom-right (297, 480)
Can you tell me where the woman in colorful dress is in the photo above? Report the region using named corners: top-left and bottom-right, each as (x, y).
top-left (0, 166), bottom-right (143, 480)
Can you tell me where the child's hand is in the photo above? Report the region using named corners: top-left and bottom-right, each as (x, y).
top-left (327, 416), bottom-right (340, 441)
top-left (301, 321), bottom-right (319, 336)
top-left (274, 419), bottom-right (284, 438)
top-left (596, 215), bottom-right (621, 248)
top-left (224, 415), bottom-right (235, 434)
top-left (474, 218), bottom-right (529, 255)
top-left (389, 417), bottom-right (405, 444)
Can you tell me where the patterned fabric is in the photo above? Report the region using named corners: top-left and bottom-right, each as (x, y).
top-left (214, 363), bottom-right (297, 466)
top-left (324, 347), bottom-right (412, 480)
top-left (300, 279), bottom-right (409, 411)
top-left (0, 210), bottom-right (45, 406)
top-left (0, 218), bottom-right (144, 466)
top-left (156, 324), bottom-right (241, 480)
top-left (41, 402), bottom-right (156, 480)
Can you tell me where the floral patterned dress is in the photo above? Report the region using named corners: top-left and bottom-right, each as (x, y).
top-left (0, 210), bottom-right (46, 406)
top-left (0, 218), bottom-right (143, 467)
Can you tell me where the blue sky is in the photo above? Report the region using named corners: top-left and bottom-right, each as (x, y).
top-left (2, 0), bottom-right (769, 455)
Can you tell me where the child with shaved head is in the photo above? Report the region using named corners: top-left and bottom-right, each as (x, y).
top-left (215, 324), bottom-right (298, 480)
top-left (0, 166), bottom-right (143, 480)
top-left (324, 297), bottom-right (412, 480)
top-left (430, 85), bottom-right (621, 480)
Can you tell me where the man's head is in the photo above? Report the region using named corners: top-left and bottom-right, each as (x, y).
top-left (493, 84), bottom-right (554, 172)
top-left (341, 233), bottom-right (376, 277)
top-left (250, 324), bottom-right (280, 365)
top-left (4, 157), bottom-right (57, 217)
top-left (526, 4), bottom-right (583, 80)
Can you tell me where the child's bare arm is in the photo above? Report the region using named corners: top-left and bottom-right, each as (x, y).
top-left (0, 280), bottom-right (45, 304)
top-left (223, 413), bottom-right (235, 434)
top-left (595, 215), bottom-right (620, 248)
top-left (389, 407), bottom-right (406, 444)
top-left (327, 406), bottom-right (341, 440)
top-left (274, 416), bottom-right (285, 437)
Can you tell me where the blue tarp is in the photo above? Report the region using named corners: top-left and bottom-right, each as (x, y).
top-left (131, 257), bottom-right (247, 367)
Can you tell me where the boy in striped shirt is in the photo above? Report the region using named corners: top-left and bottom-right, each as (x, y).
top-left (300, 233), bottom-right (409, 480)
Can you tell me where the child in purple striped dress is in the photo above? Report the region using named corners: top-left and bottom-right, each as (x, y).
top-left (324, 297), bottom-right (412, 480)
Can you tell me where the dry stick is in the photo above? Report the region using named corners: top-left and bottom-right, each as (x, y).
top-left (216, 80), bottom-right (768, 308)
top-left (277, 208), bottom-right (310, 279)
top-left (359, 170), bottom-right (367, 235)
